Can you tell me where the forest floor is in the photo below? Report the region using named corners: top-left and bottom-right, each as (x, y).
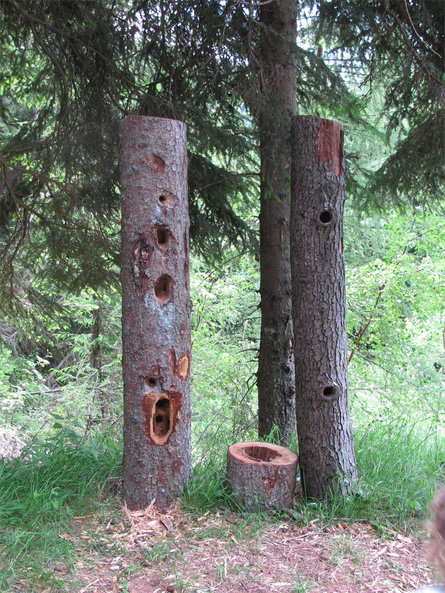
top-left (27, 501), bottom-right (438, 593)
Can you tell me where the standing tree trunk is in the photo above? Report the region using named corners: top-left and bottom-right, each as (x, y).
top-left (90, 297), bottom-right (110, 421)
top-left (120, 116), bottom-right (191, 510)
top-left (257, 0), bottom-right (297, 445)
top-left (290, 115), bottom-right (358, 499)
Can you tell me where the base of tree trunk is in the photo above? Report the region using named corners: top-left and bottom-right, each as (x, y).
top-left (227, 442), bottom-right (298, 510)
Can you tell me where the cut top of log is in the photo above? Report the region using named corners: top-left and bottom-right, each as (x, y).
top-left (229, 442), bottom-right (298, 466)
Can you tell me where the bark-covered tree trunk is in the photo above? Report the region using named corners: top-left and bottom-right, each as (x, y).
top-left (290, 115), bottom-right (358, 499)
top-left (257, 0), bottom-right (297, 445)
top-left (120, 116), bottom-right (191, 510)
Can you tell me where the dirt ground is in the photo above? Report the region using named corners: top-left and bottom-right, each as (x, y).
top-left (55, 502), bottom-right (440, 593)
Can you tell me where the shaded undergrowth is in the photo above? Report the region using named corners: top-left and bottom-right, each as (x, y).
top-left (0, 427), bottom-right (121, 591)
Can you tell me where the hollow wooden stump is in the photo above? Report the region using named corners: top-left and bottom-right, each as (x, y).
top-left (227, 442), bottom-right (298, 510)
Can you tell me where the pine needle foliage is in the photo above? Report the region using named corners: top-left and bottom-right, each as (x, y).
top-left (0, 0), bottom-right (257, 314)
top-left (315, 0), bottom-right (445, 207)
top-left (0, 0), bottom-right (442, 319)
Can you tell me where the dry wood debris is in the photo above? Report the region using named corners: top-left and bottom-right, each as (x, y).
top-left (58, 504), bottom-right (438, 593)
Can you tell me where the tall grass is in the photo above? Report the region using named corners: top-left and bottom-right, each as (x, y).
top-left (298, 418), bottom-right (444, 529)
top-left (184, 412), bottom-right (444, 530)
top-left (0, 428), bottom-right (122, 590)
top-left (353, 418), bottom-right (444, 525)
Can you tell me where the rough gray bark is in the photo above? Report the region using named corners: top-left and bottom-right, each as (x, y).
top-left (120, 116), bottom-right (191, 510)
top-left (290, 115), bottom-right (358, 499)
top-left (257, 0), bottom-right (297, 445)
top-left (227, 442), bottom-right (298, 510)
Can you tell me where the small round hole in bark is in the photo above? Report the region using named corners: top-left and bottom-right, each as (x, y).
top-left (154, 274), bottom-right (173, 303)
top-left (157, 190), bottom-right (176, 208)
top-left (319, 210), bottom-right (334, 224)
top-left (242, 445), bottom-right (280, 463)
top-left (322, 385), bottom-right (339, 401)
top-left (148, 377), bottom-right (157, 387)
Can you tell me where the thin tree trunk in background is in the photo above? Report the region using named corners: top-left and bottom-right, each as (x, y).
top-left (90, 298), bottom-right (110, 421)
top-left (257, 0), bottom-right (297, 445)
top-left (290, 115), bottom-right (358, 499)
top-left (120, 116), bottom-right (191, 510)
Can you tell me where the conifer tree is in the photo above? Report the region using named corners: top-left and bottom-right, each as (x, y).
top-left (256, 0), bottom-right (297, 445)
top-left (316, 0), bottom-right (444, 206)
top-left (0, 0), bottom-right (255, 314)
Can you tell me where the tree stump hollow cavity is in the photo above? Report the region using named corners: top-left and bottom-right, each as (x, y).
top-left (227, 442), bottom-right (298, 510)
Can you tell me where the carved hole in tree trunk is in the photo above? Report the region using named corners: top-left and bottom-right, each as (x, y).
top-left (242, 445), bottom-right (280, 463)
top-left (156, 226), bottom-right (170, 248)
top-left (154, 274), bottom-right (173, 304)
top-left (149, 153), bottom-right (165, 173)
top-left (322, 385), bottom-right (339, 401)
top-left (319, 210), bottom-right (334, 224)
top-left (146, 377), bottom-right (157, 387)
top-left (153, 398), bottom-right (170, 437)
top-left (157, 190), bottom-right (176, 207)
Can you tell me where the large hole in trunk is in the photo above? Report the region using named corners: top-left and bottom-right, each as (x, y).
top-left (153, 398), bottom-right (170, 437)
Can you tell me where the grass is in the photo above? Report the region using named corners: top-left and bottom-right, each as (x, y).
top-left (292, 573), bottom-right (316, 593)
top-left (295, 417), bottom-right (444, 530)
top-left (0, 409), bottom-right (442, 591)
top-left (183, 415), bottom-right (444, 533)
top-left (0, 427), bottom-right (122, 591)
top-left (181, 459), bottom-right (242, 512)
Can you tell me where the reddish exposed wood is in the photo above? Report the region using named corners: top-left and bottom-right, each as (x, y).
top-left (315, 119), bottom-right (343, 177)
top-left (291, 115), bottom-right (358, 499)
top-left (227, 442), bottom-right (298, 510)
top-left (121, 116), bottom-right (191, 511)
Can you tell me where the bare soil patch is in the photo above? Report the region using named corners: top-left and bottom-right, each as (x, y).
top-left (56, 501), bottom-right (439, 593)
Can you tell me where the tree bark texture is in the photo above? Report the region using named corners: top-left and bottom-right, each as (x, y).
top-left (120, 116), bottom-right (191, 510)
top-left (290, 115), bottom-right (358, 499)
top-left (257, 0), bottom-right (297, 445)
top-left (227, 442), bottom-right (298, 510)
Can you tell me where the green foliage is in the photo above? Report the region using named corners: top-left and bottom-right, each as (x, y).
top-left (190, 253), bottom-right (260, 461)
top-left (0, 287), bottom-right (123, 437)
top-left (0, 0), bottom-right (257, 317)
top-left (315, 0), bottom-right (445, 206)
top-left (345, 208), bottom-right (445, 426)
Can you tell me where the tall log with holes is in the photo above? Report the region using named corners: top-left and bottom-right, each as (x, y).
top-left (290, 115), bottom-right (358, 499)
top-left (120, 116), bottom-right (191, 510)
